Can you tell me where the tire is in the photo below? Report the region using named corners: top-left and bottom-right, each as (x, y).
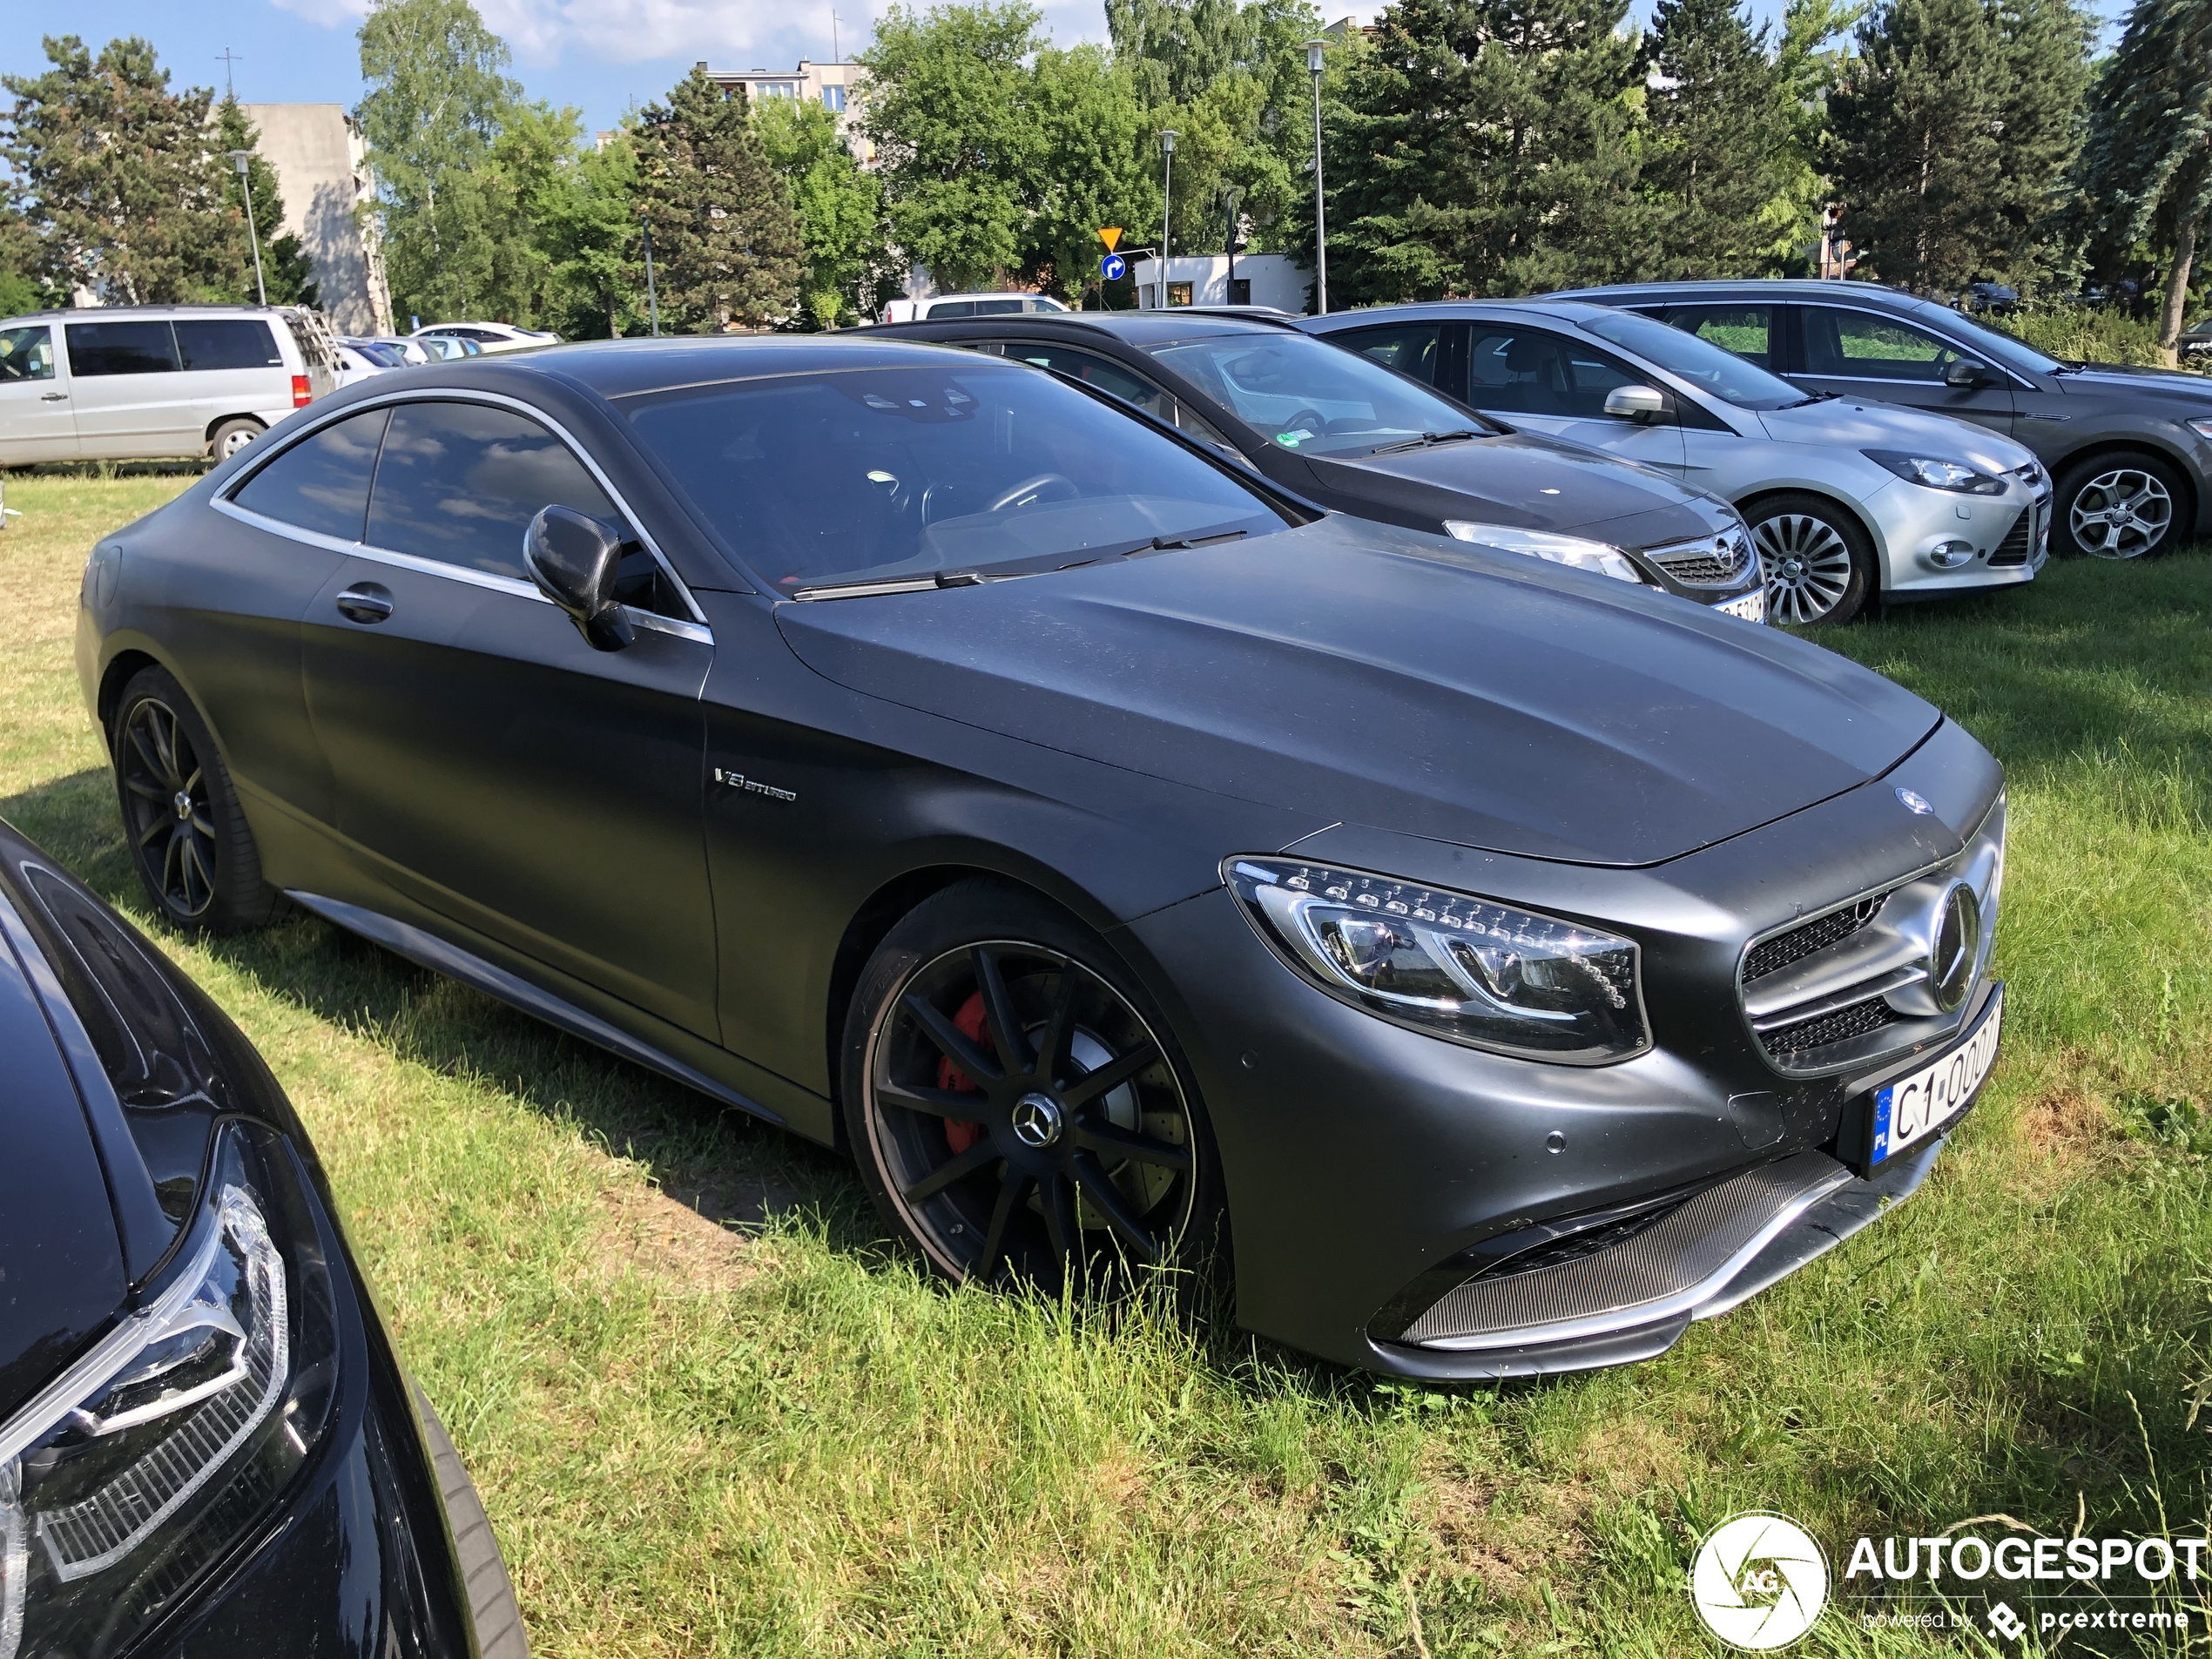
top-left (1745, 492), bottom-right (1878, 626)
top-left (209, 417), bottom-right (265, 462)
top-left (840, 880), bottom-right (1225, 1292)
top-left (110, 665), bottom-right (286, 932)
top-left (415, 1390), bottom-right (529, 1659)
top-left (2054, 448), bottom-right (2184, 559)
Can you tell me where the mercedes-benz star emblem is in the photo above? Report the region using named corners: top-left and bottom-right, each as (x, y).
top-left (1895, 786), bottom-right (1934, 816)
top-left (1010, 1092), bottom-right (1064, 1149)
top-left (1931, 883), bottom-right (1981, 1012)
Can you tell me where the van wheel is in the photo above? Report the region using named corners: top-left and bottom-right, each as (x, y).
top-left (211, 418), bottom-right (265, 462)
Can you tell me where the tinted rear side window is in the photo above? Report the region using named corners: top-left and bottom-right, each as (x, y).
top-left (366, 400), bottom-right (620, 580)
top-left (66, 321), bottom-right (179, 376)
top-left (176, 319), bottom-right (284, 371)
top-left (1337, 322), bottom-right (1443, 385)
top-left (926, 300), bottom-right (975, 319)
top-left (233, 408), bottom-right (389, 542)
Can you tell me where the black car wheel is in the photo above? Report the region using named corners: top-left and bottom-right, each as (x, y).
top-left (1747, 493), bottom-right (1875, 626)
top-left (417, 1390), bottom-right (529, 1659)
top-left (2056, 449), bottom-right (2182, 559)
top-left (111, 665), bottom-right (285, 932)
top-left (843, 881), bottom-right (1220, 1290)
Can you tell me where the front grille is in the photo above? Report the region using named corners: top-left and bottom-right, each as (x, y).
top-left (1646, 530), bottom-right (1752, 589)
top-left (1744, 895), bottom-right (1886, 983)
top-left (1763, 995), bottom-right (1899, 1057)
top-left (1989, 508), bottom-right (2032, 567)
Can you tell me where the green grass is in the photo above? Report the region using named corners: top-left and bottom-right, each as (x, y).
top-left (5, 472), bottom-right (2212, 1656)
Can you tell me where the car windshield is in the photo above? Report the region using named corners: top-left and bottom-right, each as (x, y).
top-left (1145, 332), bottom-right (1496, 456)
top-left (1920, 306), bottom-right (2065, 375)
top-left (1576, 311), bottom-right (1807, 408)
top-left (626, 361), bottom-right (1288, 591)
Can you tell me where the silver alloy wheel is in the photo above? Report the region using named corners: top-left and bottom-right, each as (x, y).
top-left (1752, 512), bottom-right (1855, 624)
top-left (2069, 467), bottom-right (2173, 558)
top-left (218, 425), bottom-right (260, 459)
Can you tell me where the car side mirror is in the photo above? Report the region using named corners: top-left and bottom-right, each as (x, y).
top-left (1603, 384), bottom-right (1669, 422)
top-left (525, 505), bottom-right (635, 651)
top-left (1943, 359), bottom-right (1986, 388)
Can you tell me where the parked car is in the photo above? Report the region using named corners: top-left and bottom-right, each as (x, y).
top-left (78, 336), bottom-right (2008, 1379)
top-left (412, 321), bottom-right (559, 354)
top-left (1304, 300), bottom-right (2050, 626)
top-left (1554, 279), bottom-right (2212, 560)
top-left (334, 340), bottom-right (398, 387)
top-left (0, 815), bottom-right (524, 1656)
top-left (873, 311), bottom-right (1766, 618)
top-left (415, 336), bottom-right (485, 363)
top-left (2179, 316), bottom-right (2212, 361)
top-left (370, 335), bottom-right (435, 366)
top-left (880, 293), bottom-right (1073, 322)
top-left (0, 305), bottom-right (336, 466)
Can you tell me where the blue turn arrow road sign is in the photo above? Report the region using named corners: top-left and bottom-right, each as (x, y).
top-left (1101, 253), bottom-right (1126, 281)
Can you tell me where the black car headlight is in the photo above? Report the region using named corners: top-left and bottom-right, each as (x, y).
top-left (1226, 858), bottom-right (1649, 1063)
top-left (0, 1123), bottom-right (338, 1659)
top-left (1862, 449), bottom-right (2007, 495)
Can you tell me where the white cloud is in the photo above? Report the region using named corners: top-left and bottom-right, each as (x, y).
top-left (267, 0), bottom-right (371, 21)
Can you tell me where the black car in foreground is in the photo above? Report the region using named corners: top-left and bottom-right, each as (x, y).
top-left (0, 819), bottom-right (523, 1656)
top-left (78, 336), bottom-right (2005, 1378)
top-left (1554, 279), bottom-right (2212, 560)
top-left (871, 311), bottom-right (1767, 617)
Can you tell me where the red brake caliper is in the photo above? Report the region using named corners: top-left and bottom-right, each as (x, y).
top-left (939, 991), bottom-right (989, 1153)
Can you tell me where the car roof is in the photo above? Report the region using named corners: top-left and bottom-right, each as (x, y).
top-left (874, 311), bottom-right (1299, 347)
top-left (1546, 279), bottom-right (1928, 311)
top-left (435, 334), bottom-right (1025, 400)
top-left (1, 304), bottom-right (300, 324)
top-left (1304, 297), bottom-right (1629, 327)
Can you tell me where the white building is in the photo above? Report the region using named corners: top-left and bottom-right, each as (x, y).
top-left (703, 61), bottom-right (873, 165)
top-left (1130, 254), bottom-right (1310, 315)
top-left (239, 104), bottom-right (391, 335)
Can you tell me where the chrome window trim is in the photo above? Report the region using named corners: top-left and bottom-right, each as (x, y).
top-left (217, 386), bottom-right (710, 628)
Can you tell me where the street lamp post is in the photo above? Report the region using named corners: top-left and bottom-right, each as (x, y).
top-left (1224, 185), bottom-right (1244, 302)
top-left (1158, 129), bottom-right (1178, 309)
top-left (1305, 39), bottom-right (1327, 315)
top-left (226, 149), bottom-right (267, 307)
top-left (640, 217), bottom-right (662, 336)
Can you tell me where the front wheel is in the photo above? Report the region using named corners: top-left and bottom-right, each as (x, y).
top-left (1746, 493), bottom-right (1876, 626)
top-left (841, 881), bottom-right (1222, 1291)
top-left (2055, 449), bottom-right (2182, 559)
top-left (210, 417), bottom-right (265, 462)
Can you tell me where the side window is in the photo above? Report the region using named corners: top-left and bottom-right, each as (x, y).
top-left (1467, 328), bottom-right (1642, 419)
top-left (232, 408), bottom-right (390, 542)
top-left (1339, 323), bottom-right (1442, 386)
top-left (176, 320), bottom-right (284, 371)
top-left (66, 321), bottom-right (180, 377)
top-left (1004, 342), bottom-right (1242, 454)
top-left (973, 298), bottom-right (1023, 315)
top-left (0, 325), bottom-right (55, 382)
top-left (1661, 306), bottom-right (1773, 370)
top-left (1802, 308), bottom-right (1968, 381)
top-left (926, 300), bottom-right (976, 319)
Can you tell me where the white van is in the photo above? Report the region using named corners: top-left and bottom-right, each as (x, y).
top-left (879, 293), bottom-right (1071, 323)
top-left (0, 306), bottom-right (338, 465)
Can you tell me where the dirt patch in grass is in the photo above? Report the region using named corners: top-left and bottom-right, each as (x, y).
top-left (594, 1180), bottom-right (765, 1292)
top-left (2014, 1082), bottom-right (2129, 1186)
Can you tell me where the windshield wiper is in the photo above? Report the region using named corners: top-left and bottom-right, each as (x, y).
top-left (1368, 428), bottom-right (1483, 456)
top-left (1145, 528), bottom-right (1248, 551)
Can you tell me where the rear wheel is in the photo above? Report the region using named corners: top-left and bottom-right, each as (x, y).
top-left (210, 417), bottom-right (265, 462)
top-left (1746, 493), bottom-right (1876, 626)
top-left (111, 665), bottom-right (284, 932)
top-left (841, 881), bottom-right (1222, 1291)
top-left (2056, 449), bottom-right (2182, 559)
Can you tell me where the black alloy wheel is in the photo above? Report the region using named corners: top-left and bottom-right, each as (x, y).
top-left (111, 665), bottom-right (284, 933)
top-left (844, 885), bottom-right (1216, 1290)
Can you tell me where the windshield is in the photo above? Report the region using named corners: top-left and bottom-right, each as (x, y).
top-left (1577, 311), bottom-right (1807, 408)
top-left (626, 362), bottom-right (1287, 591)
top-left (1918, 306), bottom-right (2064, 376)
top-left (1146, 332), bottom-right (1494, 456)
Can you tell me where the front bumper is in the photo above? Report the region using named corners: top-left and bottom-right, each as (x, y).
top-left (1871, 470), bottom-right (2051, 597)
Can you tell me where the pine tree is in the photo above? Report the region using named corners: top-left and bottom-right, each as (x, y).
top-left (1642, 0), bottom-right (1787, 276)
top-left (632, 69), bottom-right (800, 330)
top-left (0, 35), bottom-right (239, 304)
top-left (214, 97), bottom-right (320, 307)
top-left (2074, 0), bottom-right (2212, 350)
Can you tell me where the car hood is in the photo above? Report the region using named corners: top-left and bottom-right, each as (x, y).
top-left (2057, 363), bottom-right (2212, 401)
top-left (775, 515), bottom-right (1942, 867)
top-left (1757, 399), bottom-right (2036, 473)
top-left (1309, 429), bottom-right (1726, 542)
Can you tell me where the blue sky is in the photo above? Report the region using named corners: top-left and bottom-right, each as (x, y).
top-left (3, 0), bottom-right (2128, 141)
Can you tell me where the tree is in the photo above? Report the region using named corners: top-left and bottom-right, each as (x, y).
top-left (1028, 44), bottom-right (1157, 300)
top-left (1765, 0), bottom-right (1863, 269)
top-left (1641, 0), bottom-right (1787, 276)
top-left (214, 96), bottom-right (320, 307)
top-left (356, 0), bottom-right (523, 323)
top-left (1317, 0), bottom-right (1650, 303)
top-left (2074, 0), bottom-right (2212, 350)
top-left (507, 118), bottom-right (649, 339)
top-left (632, 69), bottom-right (801, 330)
top-left (0, 206), bottom-right (40, 314)
top-left (753, 94), bottom-right (889, 326)
top-left (0, 35), bottom-right (240, 303)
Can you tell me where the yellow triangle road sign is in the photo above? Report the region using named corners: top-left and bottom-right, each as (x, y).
top-left (1097, 227), bottom-right (1123, 252)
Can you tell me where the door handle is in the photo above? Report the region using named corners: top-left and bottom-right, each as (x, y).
top-left (40, 392), bottom-right (65, 401)
top-left (334, 583), bottom-right (394, 624)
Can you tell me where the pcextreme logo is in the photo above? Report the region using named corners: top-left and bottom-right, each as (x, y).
top-left (1690, 1513), bottom-right (1831, 1650)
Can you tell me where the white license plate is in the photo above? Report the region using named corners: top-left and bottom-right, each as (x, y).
top-left (1715, 588), bottom-right (1767, 624)
top-left (1869, 986), bottom-right (2003, 1165)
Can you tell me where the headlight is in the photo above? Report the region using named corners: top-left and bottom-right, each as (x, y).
top-left (2186, 417), bottom-right (2212, 441)
top-left (1442, 522), bottom-right (1649, 584)
top-left (0, 1124), bottom-right (338, 1659)
top-left (1225, 858), bottom-right (1649, 1062)
top-left (1862, 449), bottom-right (2006, 495)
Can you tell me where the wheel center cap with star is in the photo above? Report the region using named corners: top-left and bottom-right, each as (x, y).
top-left (1010, 1091), bottom-right (1064, 1149)
top-left (172, 790), bottom-right (192, 822)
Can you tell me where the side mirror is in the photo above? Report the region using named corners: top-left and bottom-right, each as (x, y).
top-left (1943, 358), bottom-right (1986, 388)
top-left (525, 504), bottom-right (634, 651)
top-left (1603, 384), bottom-right (1669, 422)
